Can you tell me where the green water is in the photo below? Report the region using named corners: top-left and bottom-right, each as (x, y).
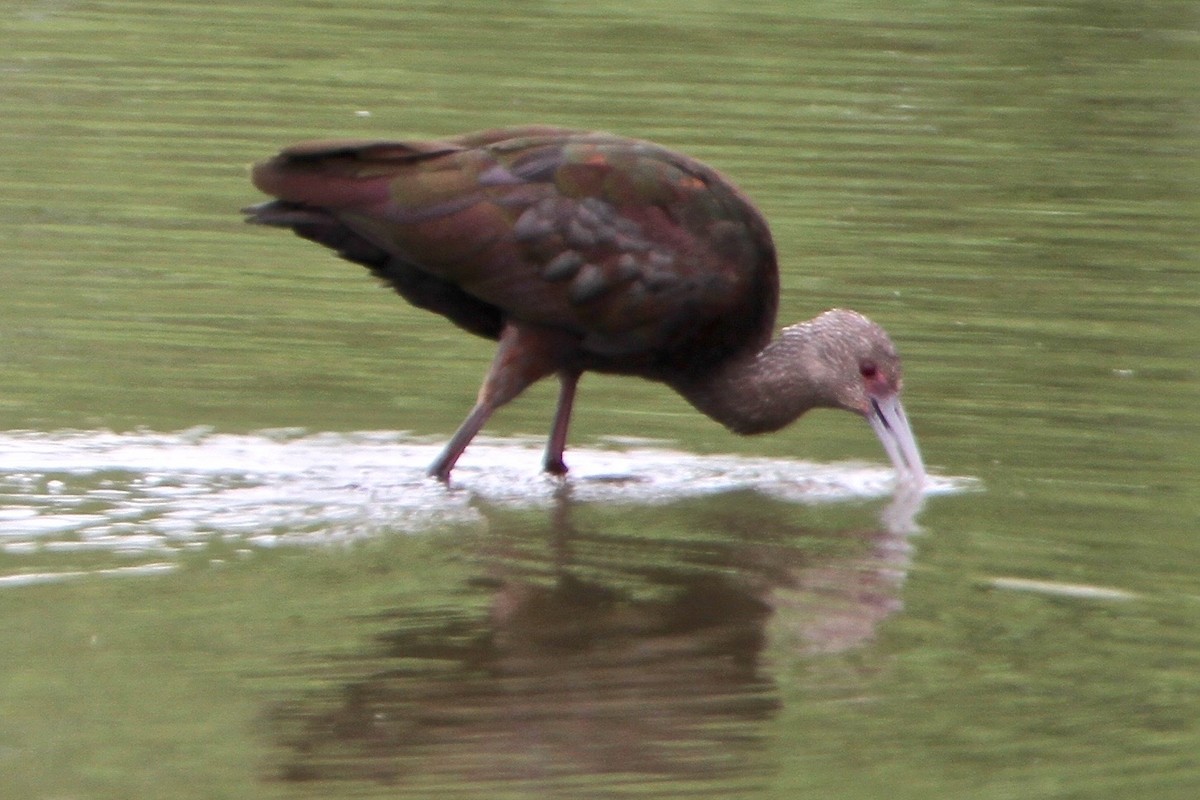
top-left (1, 1), bottom-right (1198, 798)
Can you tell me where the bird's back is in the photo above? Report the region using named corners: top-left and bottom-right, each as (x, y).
top-left (247, 127), bottom-right (780, 379)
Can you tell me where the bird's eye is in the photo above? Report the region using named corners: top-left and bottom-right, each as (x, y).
top-left (859, 361), bottom-right (878, 379)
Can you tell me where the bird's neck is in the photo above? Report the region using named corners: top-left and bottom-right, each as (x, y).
top-left (669, 325), bottom-right (840, 435)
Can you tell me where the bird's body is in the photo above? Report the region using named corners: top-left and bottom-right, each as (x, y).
top-left (245, 127), bottom-right (924, 483)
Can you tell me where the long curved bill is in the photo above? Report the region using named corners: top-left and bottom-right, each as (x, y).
top-left (868, 394), bottom-right (926, 485)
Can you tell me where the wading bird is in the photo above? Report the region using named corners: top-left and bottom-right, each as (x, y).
top-left (244, 127), bottom-right (924, 484)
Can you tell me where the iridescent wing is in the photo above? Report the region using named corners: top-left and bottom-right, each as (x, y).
top-left (248, 128), bottom-right (779, 368)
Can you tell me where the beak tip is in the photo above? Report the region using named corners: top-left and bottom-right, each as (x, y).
top-left (867, 393), bottom-right (926, 486)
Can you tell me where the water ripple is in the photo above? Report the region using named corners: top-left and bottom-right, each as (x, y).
top-left (0, 428), bottom-right (970, 556)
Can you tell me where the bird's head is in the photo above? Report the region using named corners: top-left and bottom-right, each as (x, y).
top-left (807, 309), bottom-right (926, 484)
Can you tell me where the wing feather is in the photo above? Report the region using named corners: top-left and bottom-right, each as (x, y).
top-left (249, 129), bottom-right (778, 369)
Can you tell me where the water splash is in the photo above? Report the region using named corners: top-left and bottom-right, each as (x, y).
top-left (0, 428), bottom-right (970, 558)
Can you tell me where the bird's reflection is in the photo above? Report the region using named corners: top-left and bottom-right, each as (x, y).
top-left (268, 485), bottom-right (923, 792)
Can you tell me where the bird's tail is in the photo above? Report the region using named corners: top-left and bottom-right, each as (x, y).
top-left (242, 200), bottom-right (395, 272)
top-left (247, 139), bottom-right (459, 209)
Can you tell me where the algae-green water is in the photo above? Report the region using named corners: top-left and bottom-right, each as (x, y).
top-left (1, 1), bottom-right (1197, 798)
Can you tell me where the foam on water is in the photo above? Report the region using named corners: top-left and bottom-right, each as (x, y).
top-left (0, 428), bottom-right (971, 559)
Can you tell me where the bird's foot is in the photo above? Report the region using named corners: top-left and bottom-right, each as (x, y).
top-left (542, 456), bottom-right (569, 477)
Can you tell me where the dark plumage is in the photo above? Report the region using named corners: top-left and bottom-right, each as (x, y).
top-left (244, 126), bottom-right (924, 483)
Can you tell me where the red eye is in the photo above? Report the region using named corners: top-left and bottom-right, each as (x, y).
top-left (860, 361), bottom-right (878, 379)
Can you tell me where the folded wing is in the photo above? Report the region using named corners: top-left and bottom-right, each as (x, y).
top-left (247, 127), bottom-right (779, 371)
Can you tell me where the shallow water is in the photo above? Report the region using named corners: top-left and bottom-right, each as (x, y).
top-left (1, 1), bottom-right (1198, 798)
top-left (0, 428), bottom-right (965, 564)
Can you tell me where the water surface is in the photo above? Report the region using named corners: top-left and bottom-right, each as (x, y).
top-left (0, 1), bottom-right (1197, 798)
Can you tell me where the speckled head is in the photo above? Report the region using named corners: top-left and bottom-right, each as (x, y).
top-left (805, 309), bottom-right (924, 483)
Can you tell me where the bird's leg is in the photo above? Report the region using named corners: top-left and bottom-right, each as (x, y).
top-left (428, 322), bottom-right (570, 482)
top-left (543, 370), bottom-right (580, 476)
top-left (428, 401), bottom-right (495, 483)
